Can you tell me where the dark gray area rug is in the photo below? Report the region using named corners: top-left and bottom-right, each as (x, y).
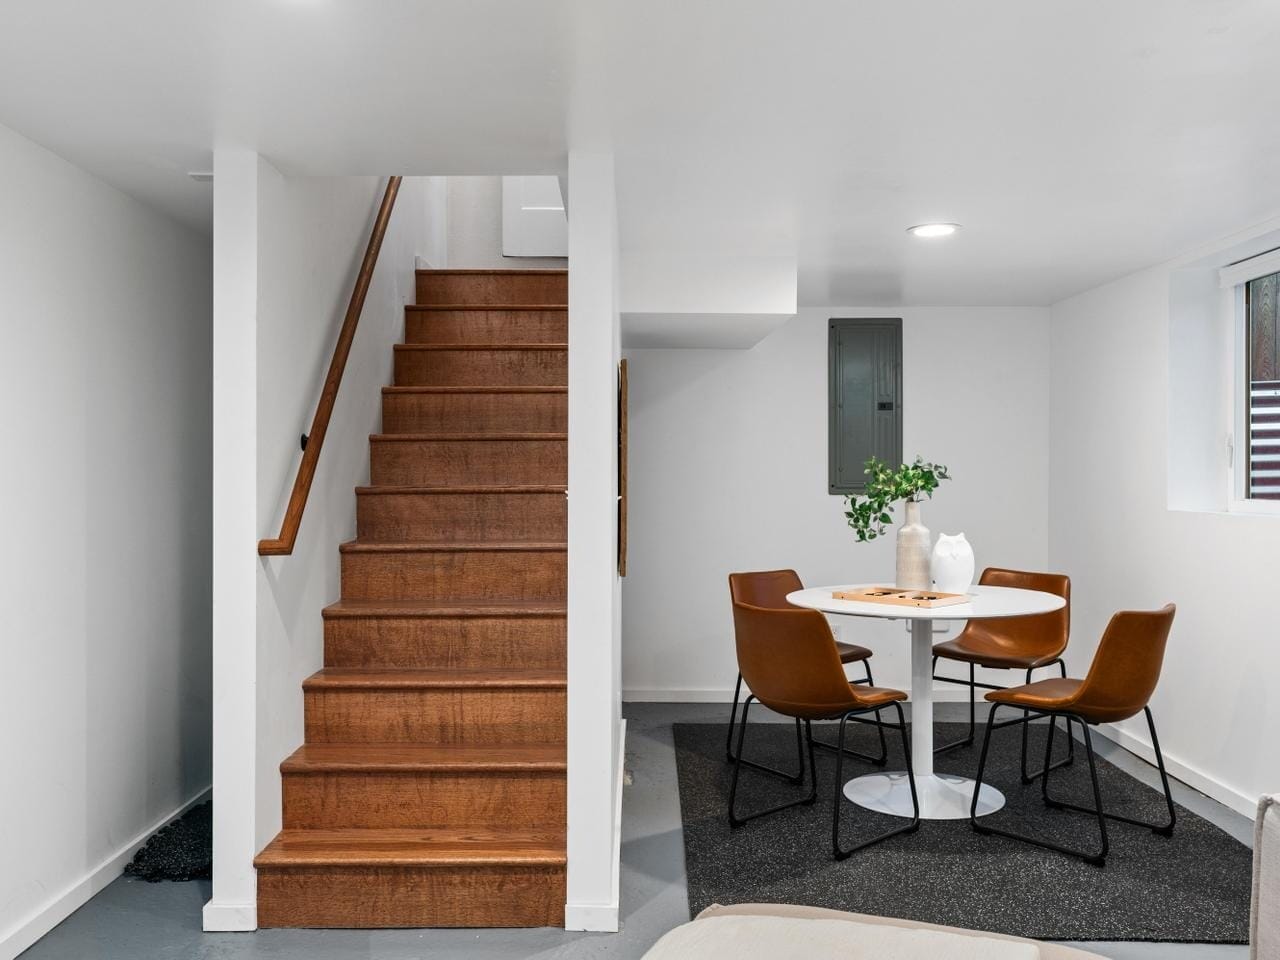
top-left (674, 721), bottom-right (1251, 942)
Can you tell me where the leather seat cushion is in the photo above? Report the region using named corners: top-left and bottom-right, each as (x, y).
top-left (986, 677), bottom-right (1083, 710)
top-left (933, 637), bottom-right (1060, 670)
top-left (835, 640), bottom-right (872, 663)
top-left (761, 684), bottom-right (907, 720)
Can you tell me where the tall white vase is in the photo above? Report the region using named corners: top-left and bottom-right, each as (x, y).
top-left (931, 533), bottom-right (975, 594)
top-left (895, 500), bottom-right (932, 590)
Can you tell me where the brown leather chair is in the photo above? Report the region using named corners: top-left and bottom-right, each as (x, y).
top-left (728, 570), bottom-right (887, 778)
top-left (729, 599), bottom-right (919, 858)
top-left (969, 604), bottom-right (1177, 866)
top-left (932, 567), bottom-right (1072, 782)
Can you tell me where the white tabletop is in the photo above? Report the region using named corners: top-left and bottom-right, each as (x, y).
top-left (785, 583), bottom-right (1065, 621)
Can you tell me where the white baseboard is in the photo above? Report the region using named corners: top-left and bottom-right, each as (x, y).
top-left (564, 719), bottom-right (626, 933)
top-left (0, 787), bottom-right (211, 960)
top-left (624, 688), bottom-right (735, 702)
top-left (201, 900), bottom-right (258, 932)
top-left (1091, 723), bottom-right (1256, 819)
top-left (565, 900), bottom-right (620, 931)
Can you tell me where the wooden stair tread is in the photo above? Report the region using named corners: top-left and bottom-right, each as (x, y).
top-left (415, 268), bottom-right (567, 276)
top-left (370, 432), bottom-right (567, 441)
top-left (405, 304), bottom-right (567, 312)
top-left (383, 385), bottom-right (567, 394)
top-left (394, 343), bottom-right (566, 351)
top-left (323, 599), bottom-right (566, 618)
top-left (339, 540), bottom-right (565, 553)
top-left (356, 484), bottom-right (565, 495)
top-left (281, 742), bottom-right (566, 773)
top-left (304, 667), bottom-right (567, 690)
top-left (255, 828), bottom-right (567, 868)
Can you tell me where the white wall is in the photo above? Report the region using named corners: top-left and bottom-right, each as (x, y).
top-left (621, 306), bottom-right (1051, 700)
top-left (447, 176), bottom-right (568, 269)
top-left (565, 151), bottom-right (624, 932)
top-left (0, 121), bottom-right (212, 959)
top-left (1051, 230), bottom-right (1280, 815)
top-left (206, 162), bottom-right (432, 930)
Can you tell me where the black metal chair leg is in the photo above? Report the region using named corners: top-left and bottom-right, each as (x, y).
top-left (1021, 659), bottom-right (1076, 782)
top-left (833, 701), bottom-right (919, 860)
top-left (811, 660), bottom-right (888, 766)
top-left (727, 698), bottom-right (818, 828)
top-left (1146, 707), bottom-right (1177, 836)
top-left (866, 661), bottom-right (888, 763)
top-left (934, 660), bottom-right (975, 754)
top-left (972, 705), bottom-right (1109, 866)
top-left (725, 673), bottom-right (743, 761)
top-left (725, 675), bottom-right (806, 783)
top-left (1043, 708), bottom-right (1176, 837)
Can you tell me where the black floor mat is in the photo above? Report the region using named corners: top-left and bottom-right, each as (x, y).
top-left (124, 800), bottom-right (211, 882)
top-left (674, 721), bottom-right (1251, 942)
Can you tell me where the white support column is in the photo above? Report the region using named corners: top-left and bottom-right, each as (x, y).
top-left (564, 150), bottom-right (624, 932)
top-left (203, 147), bottom-right (261, 932)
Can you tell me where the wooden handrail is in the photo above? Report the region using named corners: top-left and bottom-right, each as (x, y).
top-left (259, 175), bottom-right (403, 556)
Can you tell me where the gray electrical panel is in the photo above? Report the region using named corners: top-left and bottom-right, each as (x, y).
top-left (828, 318), bottom-right (902, 494)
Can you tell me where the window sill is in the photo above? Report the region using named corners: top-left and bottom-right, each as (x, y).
top-left (1227, 498), bottom-right (1280, 517)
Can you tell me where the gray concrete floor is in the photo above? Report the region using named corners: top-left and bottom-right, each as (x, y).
top-left (21, 703), bottom-right (1252, 959)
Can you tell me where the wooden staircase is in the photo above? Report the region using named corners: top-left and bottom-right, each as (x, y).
top-left (255, 268), bottom-right (569, 929)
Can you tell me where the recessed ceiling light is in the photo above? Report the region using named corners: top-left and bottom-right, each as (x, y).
top-left (908, 222), bottom-right (960, 238)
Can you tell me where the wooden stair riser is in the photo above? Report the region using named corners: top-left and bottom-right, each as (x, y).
top-left (416, 270), bottom-right (567, 306)
top-left (405, 309), bottom-right (567, 345)
top-left (340, 547), bottom-right (566, 602)
top-left (304, 687), bottom-right (566, 744)
top-left (257, 865), bottom-right (565, 928)
top-left (357, 491), bottom-right (566, 542)
top-left (394, 347), bottom-right (567, 388)
top-left (370, 438), bottom-right (567, 486)
top-left (324, 615), bottom-right (567, 670)
top-left (283, 771), bottom-right (565, 830)
top-left (381, 390), bottom-right (567, 433)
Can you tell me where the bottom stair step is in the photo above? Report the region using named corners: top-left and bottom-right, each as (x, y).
top-left (255, 828), bottom-right (566, 928)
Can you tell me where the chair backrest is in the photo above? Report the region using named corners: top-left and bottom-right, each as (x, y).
top-left (728, 569), bottom-right (804, 609)
top-left (730, 601), bottom-right (861, 719)
top-left (956, 567), bottom-right (1071, 661)
top-left (1073, 604), bottom-right (1175, 723)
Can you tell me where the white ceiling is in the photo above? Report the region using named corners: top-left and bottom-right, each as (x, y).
top-left (3, 0), bottom-right (1280, 308)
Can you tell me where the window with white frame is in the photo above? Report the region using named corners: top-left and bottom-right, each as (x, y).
top-left (1221, 249), bottom-right (1280, 503)
top-left (1245, 272), bottom-right (1280, 500)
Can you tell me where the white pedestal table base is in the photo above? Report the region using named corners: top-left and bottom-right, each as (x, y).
top-left (843, 770), bottom-right (1005, 820)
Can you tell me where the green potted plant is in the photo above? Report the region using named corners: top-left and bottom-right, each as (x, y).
top-left (843, 456), bottom-right (951, 589)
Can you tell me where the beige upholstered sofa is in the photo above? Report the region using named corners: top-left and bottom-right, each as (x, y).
top-left (645, 793), bottom-right (1277, 959)
top-left (640, 903), bottom-right (1106, 960)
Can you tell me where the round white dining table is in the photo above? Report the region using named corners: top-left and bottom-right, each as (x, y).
top-left (785, 583), bottom-right (1067, 820)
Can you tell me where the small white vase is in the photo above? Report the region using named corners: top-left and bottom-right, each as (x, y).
top-left (931, 533), bottom-right (975, 594)
top-left (895, 500), bottom-right (932, 590)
